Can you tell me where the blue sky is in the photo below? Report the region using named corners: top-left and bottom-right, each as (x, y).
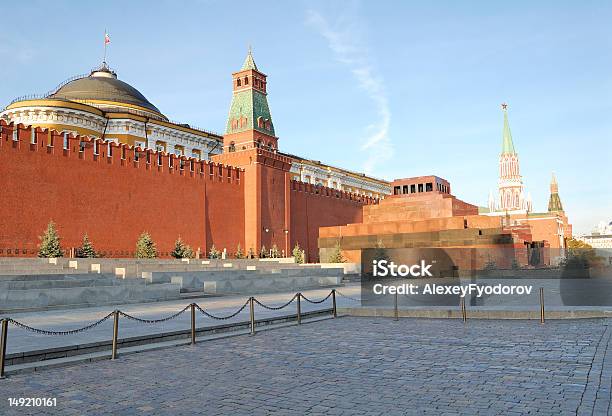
top-left (1, 1), bottom-right (610, 234)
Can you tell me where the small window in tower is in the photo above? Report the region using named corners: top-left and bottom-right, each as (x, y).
top-left (411, 184), bottom-right (416, 193)
top-left (426, 182), bottom-right (433, 192)
top-left (402, 185), bottom-right (408, 194)
top-left (418, 184), bottom-right (423, 193)
top-left (237, 79), bottom-right (242, 87)
top-left (244, 76), bottom-right (249, 85)
top-left (229, 141), bottom-right (236, 152)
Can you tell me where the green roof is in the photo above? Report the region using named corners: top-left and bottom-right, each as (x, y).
top-left (225, 89), bottom-right (275, 136)
top-left (241, 50), bottom-right (258, 71)
top-left (501, 110), bottom-right (516, 155)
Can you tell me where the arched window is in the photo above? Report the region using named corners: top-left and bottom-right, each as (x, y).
top-left (244, 76), bottom-right (249, 85)
top-left (237, 79), bottom-right (242, 87)
top-left (256, 139), bottom-right (262, 148)
top-left (229, 141), bottom-right (236, 152)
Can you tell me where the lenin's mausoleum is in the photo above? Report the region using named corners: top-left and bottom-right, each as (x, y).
top-left (0, 51), bottom-right (571, 265)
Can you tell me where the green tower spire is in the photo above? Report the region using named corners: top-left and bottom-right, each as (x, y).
top-left (501, 104), bottom-right (516, 155)
top-left (225, 49), bottom-right (275, 137)
top-left (547, 172), bottom-right (564, 212)
top-left (241, 46), bottom-right (258, 71)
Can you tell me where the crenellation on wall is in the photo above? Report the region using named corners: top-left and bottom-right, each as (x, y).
top-left (1, 120), bottom-right (244, 184)
top-left (290, 179), bottom-right (378, 205)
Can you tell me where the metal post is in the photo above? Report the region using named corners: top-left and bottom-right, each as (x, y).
top-left (0, 319), bottom-right (8, 379)
top-left (297, 293), bottom-right (302, 325)
top-left (394, 292), bottom-right (399, 321)
top-left (190, 303), bottom-right (196, 345)
top-left (249, 297), bottom-right (255, 335)
top-left (540, 287), bottom-right (545, 324)
top-left (460, 297), bottom-right (467, 322)
top-left (111, 310), bottom-right (119, 360)
top-left (332, 289), bottom-right (337, 318)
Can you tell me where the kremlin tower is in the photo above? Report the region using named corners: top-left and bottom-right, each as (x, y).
top-left (547, 173), bottom-right (564, 212)
top-left (489, 104), bottom-right (532, 213)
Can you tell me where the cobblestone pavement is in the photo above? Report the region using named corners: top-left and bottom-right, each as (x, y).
top-left (1, 317), bottom-right (611, 415)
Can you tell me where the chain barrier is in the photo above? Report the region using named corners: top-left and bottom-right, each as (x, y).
top-left (253, 294), bottom-right (297, 310)
top-left (119, 305), bottom-right (190, 324)
top-left (336, 290), bottom-right (361, 302)
top-left (301, 291), bottom-right (333, 304)
top-left (3, 290), bottom-right (339, 337)
top-left (194, 300), bottom-right (249, 321)
top-left (8, 312), bottom-right (114, 336)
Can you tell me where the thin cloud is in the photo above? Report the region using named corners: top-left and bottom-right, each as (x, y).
top-left (306, 10), bottom-right (392, 175)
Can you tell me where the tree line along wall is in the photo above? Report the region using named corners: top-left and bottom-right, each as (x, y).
top-left (0, 121), bottom-right (245, 257)
top-left (289, 180), bottom-right (375, 262)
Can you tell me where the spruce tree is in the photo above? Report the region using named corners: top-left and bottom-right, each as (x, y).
top-left (270, 244), bottom-right (280, 258)
top-left (183, 245), bottom-right (194, 259)
top-left (136, 232), bottom-right (157, 259)
top-left (208, 244), bottom-right (220, 259)
top-left (327, 242), bottom-right (345, 263)
top-left (248, 248), bottom-right (255, 259)
top-left (38, 221), bottom-right (63, 258)
top-left (78, 234), bottom-right (97, 258)
top-left (259, 245), bottom-right (267, 258)
top-left (235, 243), bottom-right (245, 259)
top-left (292, 243), bottom-right (304, 264)
top-left (171, 237), bottom-right (187, 259)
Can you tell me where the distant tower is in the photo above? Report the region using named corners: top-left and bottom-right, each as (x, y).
top-left (223, 47), bottom-right (277, 153)
top-left (547, 172), bottom-right (564, 212)
top-left (497, 103), bottom-right (526, 211)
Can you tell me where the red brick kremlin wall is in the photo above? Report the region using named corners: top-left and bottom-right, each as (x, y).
top-left (0, 120), bottom-right (375, 260)
top-left (0, 121), bottom-right (244, 257)
top-left (289, 181), bottom-right (369, 262)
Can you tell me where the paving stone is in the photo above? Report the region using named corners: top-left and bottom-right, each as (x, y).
top-left (1, 317), bottom-right (611, 415)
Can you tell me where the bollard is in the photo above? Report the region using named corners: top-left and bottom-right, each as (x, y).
top-left (460, 297), bottom-right (467, 322)
top-left (0, 319), bottom-right (8, 379)
top-left (111, 311), bottom-right (119, 360)
top-left (394, 292), bottom-right (399, 321)
top-left (249, 297), bottom-right (256, 335)
top-left (540, 287), bottom-right (545, 324)
top-left (190, 303), bottom-right (196, 345)
top-left (297, 293), bottom-right (302, 325)
top-left (332, 289), bottom-right (337, 318)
